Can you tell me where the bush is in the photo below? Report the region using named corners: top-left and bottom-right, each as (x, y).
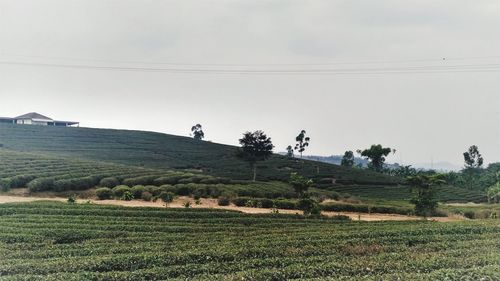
top-left (273, 199), bottom-right (297, 210)
top-left (99, 177), bottom-right (120, 188)
top-left (159, 191), bottom-right (175, 206)
top-left (67, 195), bottom-right (76, 204)
top-left (232, 197), bottom-right (249, 207)
top-left (131, 185), bottom-right (145, 199)
top-left (260, 198), bottom-right (274, 208)
top-left (122, 175), bottom-right (158, 186)
top-left (218, 197), bottom-right (230, 206)
top-left (141, 191), bottom-right (153, 201)
top-left (121, 191), bottom-right (134, 201)
top-left (463, 211), bottom-right (475, 219)
top-left (175, 184), bottom-right (193, 196)
top-left (297, 198), bottom-right (318, 216)
top-left (145, 185), bottom-right (164, 196)
top-left (95, 187), bottom-right (113, 200)
top-left (112, 185), bottom-right (132, 198)
top-left (27, 178), bottom-right (55, 192)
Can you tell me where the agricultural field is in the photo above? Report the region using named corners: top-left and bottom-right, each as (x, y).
top-left (0, 202), bottom-right (498, 281)
top-left (0, 123), bottom-right (399, 184)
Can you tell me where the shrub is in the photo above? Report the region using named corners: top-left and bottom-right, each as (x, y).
top-left (175, 184), bottom-right (193, 196)
top-left (463, 211), bottom-right (475, 219)
top-left (183, 201), bottom-right (191, 208)
top-left (99, 177), bottom-right (120, 188)
top-left (297, 198), bottom-right (318, 216)
top-left (112, 185), bottom-right (132, 198)
top-left (218, 197), bottom-right (230, 206)
top-left (121, 191), bottom-right (134, 201)
top-left (232, 197), bottom-right (249, 207)
top-left (122, 175), bottom-right (158, 186)
top-left (27, 178), bottom-right (55, 192)
top-left (273, 199), bottom-right (297, 210)
top-left (141, 191), bottom-right (153, 201)
top-left (145, 185), bottom-right (164, 196)
top-left (67, 195), bottom-right (76, 204)
top-left (260, 198), bottom-right (274, 208)
top-left (159, 191), bottom-right (175, 206)
top-left (95, 187), bottom-right (113, 200)
top-left (131, 185), bottom-right (145, 199)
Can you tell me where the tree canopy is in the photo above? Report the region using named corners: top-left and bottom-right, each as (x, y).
top-left (294, 130), bottom-right (310, 158)
top-left (340, 151), bottom-right (354, 167)
top-left (191, 124), bottom-right (205, 140)
top-left (238, 131), bottom-right (274, 181)
top-left (357, 144), bottom-right (395, 172)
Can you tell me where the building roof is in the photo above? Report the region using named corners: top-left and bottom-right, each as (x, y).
top-left (15, 112), bottom-right (53, 120)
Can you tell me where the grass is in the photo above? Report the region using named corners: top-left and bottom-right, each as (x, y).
top-left (0, 123), bottom-right (399, 184)
top-left (0, 201), bottom-right (498, 280)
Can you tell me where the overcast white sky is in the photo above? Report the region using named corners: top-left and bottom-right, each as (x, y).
top-left (0, 0), bottom-right (499, 167)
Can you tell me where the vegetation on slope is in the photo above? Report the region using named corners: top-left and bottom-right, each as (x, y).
top-left (0, 123), bottom-right (398, 184)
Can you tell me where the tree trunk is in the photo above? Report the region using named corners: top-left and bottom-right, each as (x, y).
top-left (252, 163), bottom-right (257, 182)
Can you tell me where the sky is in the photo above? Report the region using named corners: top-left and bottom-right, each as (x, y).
top-left (0, 0), bottom-right (499, 167)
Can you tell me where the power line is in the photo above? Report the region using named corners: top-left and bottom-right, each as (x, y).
top-left (0, 60), bottom-right (499, 75)
top-left (1, 52), bottom-right (500, 67)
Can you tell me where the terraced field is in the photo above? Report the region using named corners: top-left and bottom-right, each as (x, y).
top-left (0, 123), bottom-right (399, 184)
top-left (0, 202), bottom-right (498, 280)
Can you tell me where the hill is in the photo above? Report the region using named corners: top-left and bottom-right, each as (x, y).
top-left (0, 123), bottom-right (399, 185)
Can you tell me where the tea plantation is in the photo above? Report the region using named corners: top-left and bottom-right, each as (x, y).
top-left (0, 202), bottom-right (498, 281)
top-left (0, 123), bottom-right (398, 184)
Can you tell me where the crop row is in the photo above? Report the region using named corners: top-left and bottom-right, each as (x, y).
top-left (0, 202), bottom-right (497, 280)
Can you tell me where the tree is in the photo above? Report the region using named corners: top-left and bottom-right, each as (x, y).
top-left (286, 145), bottom-right (294, 158)
top-left (407, 174), bottom-right (445, 217)
top-left (289, 172), bottom-right (313, 197)
top-left (462, 145), bottom-right (484, 189)
top-left (357, 145), bottom-right (395, 172)
top-left (237, 131), bottom-right (274, 182)
top-left (191, 124), bottom-right (205, 140)
top-left (463, 145), bottom-right (483, 169)
top-left (294, 130), bottom-right (310, 158)
top-left (340, 151), bottom-right (354, 167)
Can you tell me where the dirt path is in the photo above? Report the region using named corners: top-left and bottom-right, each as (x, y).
top-left (0, 194), bottom-right (460, 222)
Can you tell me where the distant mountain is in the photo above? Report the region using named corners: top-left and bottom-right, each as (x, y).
top-left (278, 153), bottom-right (368, 167)
top-left (412, 162), bottom-right (462, 172)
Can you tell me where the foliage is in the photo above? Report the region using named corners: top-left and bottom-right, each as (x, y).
top-left (407, 174), bottom-right (446, 217)
top-left (286, 145), bottom-right (294, 158)
top-left (121, 191), bottom-right (134, 201)
top-left (218, 197), bottom-right (230, 206)
top-left (487, 182), bottom-right (500, 203)
top-left (297, 198), bottom-right (320, 216)
top-left (130, 185), bottom-right (145, 199)
top-left (190, 124), bottom-right (205, 140)
top-left (289, 172), bottom-right (313, 197)
top-left (95, 187), bottom-right (113, 200)
top-left (357, 144), bottom-right (395, 172)
top-left (159, 191), bottom-right (175, 206)
top-left (237, 130), bottom-right (274, 181)
top-left (67, 195), bottom-right (76, 204)
top-left (463, 145), bottom-right (484, 169)
top-left (340, 151), bottom-right (354, 167)
top-left (141, 191), bottom-right (153, 201)
top-left (99, 177), bottom-right (120, 188)
top-left (112, 185), bottom-right (132, 198)
top-left (294, 130), bottom-right (310, 158)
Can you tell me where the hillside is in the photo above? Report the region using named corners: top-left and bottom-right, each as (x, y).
top-left (0, 123), bottom-right (399, 185)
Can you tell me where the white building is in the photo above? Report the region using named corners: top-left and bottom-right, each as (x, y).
top-left (0, 112), bottom-right (79, 127)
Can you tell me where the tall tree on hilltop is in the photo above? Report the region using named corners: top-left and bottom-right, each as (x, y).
top-left (237, 131), bottom-right (274, 182)
top-left (191, 124), bottom-right (204, 140)
top-left (341, 151), bottom-right (355, 167)
top-left (357, 144), bottom-right (395, 172)
top-left (294, 130), bottom-right (310, 159)
top-left (286, 145), bottom-right (294, 158)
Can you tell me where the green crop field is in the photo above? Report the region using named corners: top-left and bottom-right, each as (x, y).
top-left (0, 123), bottom-right (398, 184)
top-left (0, 202), bottom-right (498, 281)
